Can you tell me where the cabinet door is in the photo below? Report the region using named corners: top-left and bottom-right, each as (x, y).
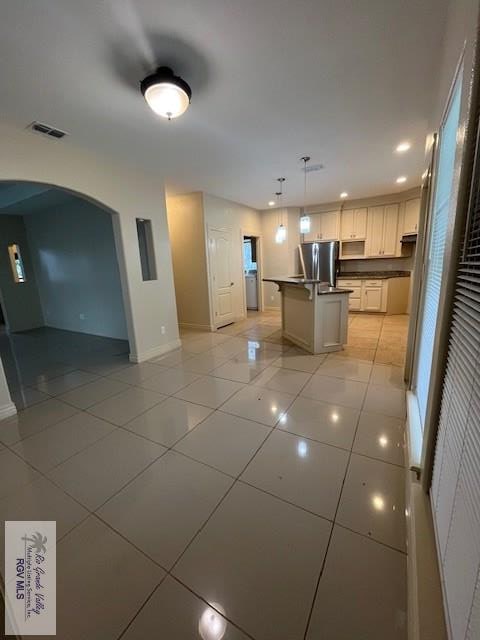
top-left (353, 208), bottom-right (367, 239)
top-left (340, 210), bottom-right (355, 240)
top-left (362, 286), bottom-right (383, 312)
top-left (303, 214), bottom-right (321, 241)
top-left (366, 206), bottom-right (384, 256)
top-left (382, 204), bottom-right (399, 256)
top-left (404, 198), bottom-right (420, 235)
top-left (319, 211), bottom-right (339, 240)
top-left (349, 297), bottom-right (361, 311)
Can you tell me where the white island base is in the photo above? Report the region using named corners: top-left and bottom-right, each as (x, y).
top-left (264, 278), bottom-right (352, 355)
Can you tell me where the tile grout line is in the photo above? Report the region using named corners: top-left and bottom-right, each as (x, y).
top-left (302, 346), bottom-right (375, 640)
top-left (2, 315), bottom-right (408, 639)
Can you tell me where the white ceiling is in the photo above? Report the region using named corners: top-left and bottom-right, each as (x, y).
top-left (0, 0), bottom-right (448, 209)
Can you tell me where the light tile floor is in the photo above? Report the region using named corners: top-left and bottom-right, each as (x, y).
top-left (0, 312), bottom-right (408, 639)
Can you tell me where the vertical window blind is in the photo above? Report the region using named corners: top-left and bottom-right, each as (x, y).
top-left (431, 107), bottom-right (480, 639)
top-left (413, 82), bottom-right (462, 429)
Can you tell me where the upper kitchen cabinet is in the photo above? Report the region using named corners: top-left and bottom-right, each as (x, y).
top-left (403, 197), bottom-right (420, 235)
top-left (341, 208), bottom-right (367, 240)
top-left (303, 211), bottom-right (340, 241)
top-left (365, 204), bottom-right (399, 257)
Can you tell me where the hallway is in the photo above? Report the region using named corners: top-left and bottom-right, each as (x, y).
top-left (0, 312), bottom-right (408, 639)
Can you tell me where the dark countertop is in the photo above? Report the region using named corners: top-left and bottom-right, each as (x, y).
top-left (263, 276), bottom-right (352, 295)
top-left (338, 270), bottom-right (411, 279)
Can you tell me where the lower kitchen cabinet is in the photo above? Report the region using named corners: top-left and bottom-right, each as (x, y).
top-left (337, 277), bottom-right (410, 314)
top-left (362, 285), bottom-right (384, 312)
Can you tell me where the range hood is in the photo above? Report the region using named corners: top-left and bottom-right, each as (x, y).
top-left (401, 233), bottom-right (417, 244)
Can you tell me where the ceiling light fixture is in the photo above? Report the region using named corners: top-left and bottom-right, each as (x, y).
top-left (299, 156), bottom-right (311, 234)
top-left (340, 191), bottom-right (348, 199)
top-left (275, 178), bottom-right (287, 244)
top-left (268, 200), bottom-right (275, 207)
top-left (396, 141), bottom-right (411, 153)
top-left (141, 66), bottom-right (192, 120)
top-left (396, 176), bottom-right (407, 184)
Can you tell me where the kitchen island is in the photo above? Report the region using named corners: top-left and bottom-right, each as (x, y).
top-left (263, 276), bottom-right (352, 354)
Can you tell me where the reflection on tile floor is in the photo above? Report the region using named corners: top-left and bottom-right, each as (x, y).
top-left (0, 312), bottom-right (408, 639)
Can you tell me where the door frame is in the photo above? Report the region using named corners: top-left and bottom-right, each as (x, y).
top-left (240, 229), bottom-right (264, 316)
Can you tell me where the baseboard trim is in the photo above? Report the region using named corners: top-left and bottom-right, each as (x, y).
top-left (406, 468), bottom-right (447, 640)
top-left (179, 322), bottom-right (212, 332)
top-left (264, 305), bottom-right (280, 311)
top-left (0, 401), bottom-right (17, 421)
top-left (129, 338), bottom-right (182, 363)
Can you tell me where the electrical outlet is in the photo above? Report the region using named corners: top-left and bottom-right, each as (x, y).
top-left (161, 326), bottom-right (166, 335)
top-left (79, 313), bottom-right (86, 320)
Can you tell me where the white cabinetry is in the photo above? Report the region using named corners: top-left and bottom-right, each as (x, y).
top-left (338, 276), bottom-right (410, 314)
top-left (341, 208), bottom-right (367, 240)
top-left (337, 278), bottom-right (387, 313)
top-left (303, 211), bottom-right (339, 241)
top-left (361, 280), bottom-right (385, 312)
top-left (403, 198), bottom-right (420, 235)
top-left (338, 279), bottom-right (362, 310)
top-left (365, 204), bottom-right (399, 257)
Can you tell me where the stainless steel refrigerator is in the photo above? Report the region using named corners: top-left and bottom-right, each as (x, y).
top-left (298, 241), bottom-right (339, 286)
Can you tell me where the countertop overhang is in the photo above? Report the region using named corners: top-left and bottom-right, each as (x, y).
top-left (262, 276), bottom-right (352, 295)
top-left (338, 270), bottom-right (411, 279)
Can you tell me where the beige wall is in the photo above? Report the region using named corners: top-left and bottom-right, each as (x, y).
top-left (0, 123), bottom-right (180, 365)
top-left (261, 207), bottom-right (301, 308)
top-left (166, 192), bottom-right (262, 329)
top-left (166, 193), bottom-right (211, 329)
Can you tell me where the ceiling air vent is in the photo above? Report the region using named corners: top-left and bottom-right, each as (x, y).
top-left (27, 121), bottom-right (69, 140)
top-left (302, 163), bottom-right (324, 173)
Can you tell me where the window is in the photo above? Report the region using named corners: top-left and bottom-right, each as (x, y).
top-left (243, 237), bottom-right (257, 272)
top-left (136, 219), bottom-right (157, 281)
top-left (410, 73), bottom-right (462, 438)
top-left (8, 244), bottom-right (26, 283)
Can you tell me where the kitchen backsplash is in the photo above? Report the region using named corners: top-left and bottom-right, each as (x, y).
top-left (339, 255), bottom-right (415, 273)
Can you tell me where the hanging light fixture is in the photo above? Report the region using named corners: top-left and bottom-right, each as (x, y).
top-left (299, 156), bottom-right (311, 234)
top-left (275, 178), bottom-right (287, 244)
top-left (141, 66), bottom-right (192, 120)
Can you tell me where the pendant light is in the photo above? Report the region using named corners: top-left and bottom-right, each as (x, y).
top-left (275, 178), bottom-right (286, 244)
top-left (300, 156), bottom-right (311, 234)
top-left (141, 66), bottom-right (192, 120)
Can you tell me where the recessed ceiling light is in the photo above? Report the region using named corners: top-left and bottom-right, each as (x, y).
top-left (396, 141), bottom-right (411, 153)
top-left (396, 176), bottom-right (407, 184)
top-left (268, 200), bottom-right (275, 206)
top-left (141, 66), bottom-right (191, 120)
top-left (340, 192), bottom-right (348, 198)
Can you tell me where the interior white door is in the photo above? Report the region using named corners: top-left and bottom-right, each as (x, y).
top-left (209, 228), bottom-right (235, 327)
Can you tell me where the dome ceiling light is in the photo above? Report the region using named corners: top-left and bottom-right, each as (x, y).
top-left (141, 66), bottom-right (192, 120)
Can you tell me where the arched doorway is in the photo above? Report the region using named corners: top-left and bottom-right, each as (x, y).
top-left (0, 181), bottom-right (131, 409)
